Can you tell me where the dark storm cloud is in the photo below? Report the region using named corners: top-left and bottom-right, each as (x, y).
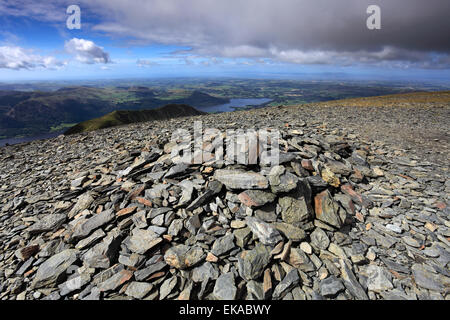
top-left (85, 0), bottom-right (450, 68)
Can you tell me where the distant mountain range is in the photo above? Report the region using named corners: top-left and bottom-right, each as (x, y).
top-left (65, 104), bottom-right (205, 135)
top-left (0, 86), bottom-right (228, 139)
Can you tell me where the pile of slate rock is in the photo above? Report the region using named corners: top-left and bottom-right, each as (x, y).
top-left (0, 103), bottom-right (448, 300)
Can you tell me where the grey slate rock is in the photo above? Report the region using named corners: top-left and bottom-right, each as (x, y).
top-left (127, 228), bottom-right (162, 254)
top-left (28, 214), bottom-right (67, 235)
top-left (75, 228), bottom-right (106, 250)
top-left (159, 276), bottom-right (177, 300)
top-left (366, 265), bottom-right (393, 293)
top-left (214, 170), bottom-right (269, 190)
top-left (164, 244), bottom-right (205, 269)
top-left (273, 269), bottom-right (300, 300)
top-left (68, 192), bottom-right (95, 219)
top-left (70, 209), bottom-right (115, 243)
top-left (246, 216), bottom-right (283, 246)
top-left (319, 276), bottom-right (345, 297)
top-left (268, 165), bottom-right (298, 194)
top-left (164, 163), bottom-right (190, 178)
top-left (246, 280), bottom-right (265, 300)
top-left (339, 259), bottom-right (369, 300)
top-left (310, 227), bottom-right (330, 250)
top-left (412, 263), bottom-right (446, 292)
top-left (135, 261), bottom-right (167, 281)
top-left (83, 230), bottom-right (123, 269)
top-left (31, 249), bottom-right (79, 289)
top-left (272, 222), bottom-right (307, 242)
top-left (238, 243), bottom-right (271, 281)
top-left (125, 282), bottom-right (153, 299)
top-left (279, 196), bottom-right (311, 225)
top-left (192, 262), bottom-right (220, 283)
top-left (213, 273), bottom-right (237, 300)
top-left (211, 233), bottom-right (236, 256)
top-left (186, 180), bottom-right (223, 211)
top-left (58, 273), bottom-right (91, 296)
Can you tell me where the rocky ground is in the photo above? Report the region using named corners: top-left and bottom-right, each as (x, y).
top-left (0, 102), bottom-right (449, 300)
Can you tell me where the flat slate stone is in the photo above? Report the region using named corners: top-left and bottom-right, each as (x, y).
top-left (272, 269), bottom-right (299, 300)
top-left (31, 249), bottom-right (79, 289)
top-left (412, 263), bottom-right (446, 292)
top-left (164, 244), bottom-right (205, 269)
top-left (213, 273), bottom-right (237, 300)
top-left (83, 230), bottom-right (123, 269)
top-left (314, 190), bottom-right (343, 229)
top-left (127, 228), bottom-right (162, 254)
top-left (310, 227), bottom-right (330, 250)
top-left (28, 214), bottom-right (67, 234)
top-left (279, 196), bottom-right (311, 225)
top-left (246, 216), bottom-right (283, 246)
top-left (211, 233), bottom-right (236, 256)
top-left (214, 170), bottom-right (269, 190)
top-left (272, 222), bottom-right (307, 242)
top-left (125, 282), bottom-right (153, 299)
top-left (70, 209), bottom-right (115, 243)
top-left (320, 276), bottom-right (345, 297)
top-left (366, 265), bottom-right (393, 293)
top-left (238, 190), bottom-right (276, 208)
top-left (238, 243), bottom-right (272, 281)
top-left (339, 259), bottom-right (369, 300)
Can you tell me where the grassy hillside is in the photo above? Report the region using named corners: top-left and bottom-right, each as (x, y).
top-left (311, 91), bottom-right (450, 107)
top-left (65, 104), bottom-right (205, 135)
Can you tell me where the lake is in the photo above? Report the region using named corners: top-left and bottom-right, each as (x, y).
top-left (197, 98), bottom-right (272, 113)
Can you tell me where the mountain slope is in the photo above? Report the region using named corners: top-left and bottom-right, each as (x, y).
top-left (64, 104), bottom-right (205, 135)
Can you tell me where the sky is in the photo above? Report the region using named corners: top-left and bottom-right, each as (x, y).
top-left (0, 0), bottom-right (449, 82)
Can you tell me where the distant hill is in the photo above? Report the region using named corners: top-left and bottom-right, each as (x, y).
top-left (172, 91), bottom-right (228, 107)
top-left (0, 87), bottom-right (228, 138)
top-left (64, 104), bottom-right (205, 135)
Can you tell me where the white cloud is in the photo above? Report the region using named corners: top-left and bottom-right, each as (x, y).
top-left (267, 47), bottom-right (450, 69)
top-left (0, 0), bottom-right (67, 22)
top-left (0, 39), bottom-right (112, 71)
top-left (64, 38), bottom-right (111, 64)
top-left (0, 46), bottom-right (64, 70)
top-left (136, 59), bottom-right (158, 67)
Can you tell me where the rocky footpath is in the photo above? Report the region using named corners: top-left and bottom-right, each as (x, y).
top-left (0, 102), bottom-right (449, 300)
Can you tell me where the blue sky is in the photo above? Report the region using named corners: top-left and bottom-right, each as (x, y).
top-left (0, 0), bottom-right (449, 82)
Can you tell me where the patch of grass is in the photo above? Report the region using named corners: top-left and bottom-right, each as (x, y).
top-left (312, 91), bottom-right (450, 107)
top-left (50, 123), bottom-right (78, 132)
